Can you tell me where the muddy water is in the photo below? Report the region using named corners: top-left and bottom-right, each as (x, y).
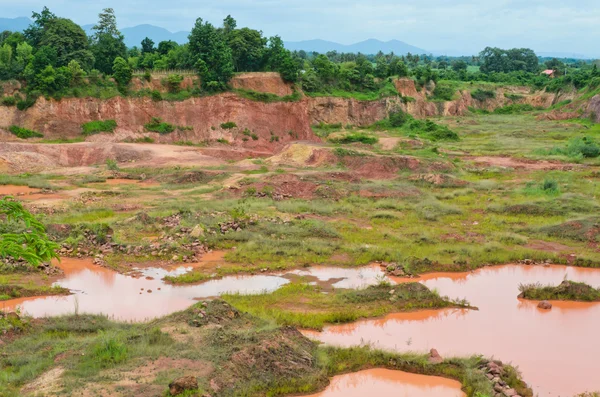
top-left (0, 185), bottom-right (38, 196)
top-left (287, 264), bottom-right (389, 288)
top-left (305, 264), bottom-right (600, 396)
top-left (303, 368), bottom-right (465, 397)
top-left (1, 260), bottom-right (388, 321)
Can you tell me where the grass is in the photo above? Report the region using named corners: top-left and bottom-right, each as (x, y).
top-left (8, 125), bottom-right (43, 139)
top-left (519, 280), bottom-right (600, 301)
top-left (0, 300), bottom-right (530, 397)
top-left (329, 132), bottom-right (378, 145)
top-left (144, 117), bottom-right (175, 134)
top-left (223, 282), bottom-right (466, 329)
top-left (234, 89), bottom-right (302, 103)
top-left (81, 120), bottom-right (117, 136)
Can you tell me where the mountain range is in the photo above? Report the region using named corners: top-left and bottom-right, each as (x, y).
top-left (0, 17), bottom-right (592, 59)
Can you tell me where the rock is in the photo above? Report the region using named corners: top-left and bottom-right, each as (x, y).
top-left (503, 389), bottom-right (517, 397)
top-left (190, 225), bottom-right (204, 238)
top-left (428, 348), bottom-right (443, 364)
top-left (169, 376), bottom-right (198, 396)
top-left (538, 300), bottom-right (552, 310)
top-left (494, 384), bottom-right (504, 393)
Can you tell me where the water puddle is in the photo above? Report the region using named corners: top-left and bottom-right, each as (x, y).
top-left (286, 264), bottom-right (388, 289)
top-left (305, 264), bottom-right (600, 396)
top-left (1, 260), bottom-right (388, 322)
top-left (303, 368), bottom-right (464, 397)
top-left (0, 185), bottom-right (39, 196)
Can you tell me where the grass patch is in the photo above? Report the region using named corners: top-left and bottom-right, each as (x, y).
top-left (81, 120), bottom-right (117, 136)
top-left (519, 280), bottom-right (600, 302)
top-left (144, 117), bottom-right (175, 134)
top-left (8, 125), bottom-right (43, 139)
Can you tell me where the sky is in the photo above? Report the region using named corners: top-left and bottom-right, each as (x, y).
top-left (1, 0), bottom-right (599, 57)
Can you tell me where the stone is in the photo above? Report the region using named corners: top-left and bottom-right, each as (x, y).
top-left (428, 348), bottom-right (443, 364)
top-left (538, 300), bottom-right (552, 310)
top-left (494, 384), bottom-right (504, 393)
top-left (169, 376), bottom-right (198, 395)
top-left (190, 225), bottom-right (204, 238)
top-left (503, 389), bottom-right (517, 397)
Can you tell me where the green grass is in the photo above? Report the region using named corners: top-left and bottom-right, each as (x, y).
top-left (144, 117), bottom-right (175, 134)
top-left (8, 125), bottom-right (43, 139)
top-left (234, 89), bottom-right (302, 103)
top-left (81, 120), bottom-right (117, 136)
top-left (329, 132), bottom-right (378, 145)
top-left (519, 280), bottom-right (600, 301)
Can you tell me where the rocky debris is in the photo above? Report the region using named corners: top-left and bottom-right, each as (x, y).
top-left (518, 258), bottom-right (553, 266)
top-left (168, 376), bottom-right (198, 396)
top-left (478, 361), bottom-right (524, 397)
top-left (219, 221), bottom-right (243, 234)
top-left (379, 262), bottom-right (415, 278)
top-left (188, 301), bottom-right (240, 328)
top-left (538, 301), bottom-right (552, 310)
top-left (428, 348), bottom-right (443, 364)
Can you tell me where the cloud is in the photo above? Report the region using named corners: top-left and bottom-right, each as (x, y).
top-left (1, 0), bottom-right (598, 56)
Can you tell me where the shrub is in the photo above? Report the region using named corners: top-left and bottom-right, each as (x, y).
top-left (16, 95), bottom-right (38, 111)
top-left (1, 96), bottom-right (16, 106)
top-left (542, 179), bottom-right (559, 193)
top-left (388, 109), bottom-right (409, 127)
top-left (143, 70), bottom-right (152, 82)
top-left (144, 117), bottom-right (175, 134)
top-left (221, 122), bottom-right (237, 129)
top-left (471, 89), bottom-right (496, 101)
top-left (432, 83), bottom-right (455, 101)
top-left (105, 159), bottom-right (119, 171)
top-left (494, 104), bottom-right (536, 114)
top-left (329, 132), bottom-right (378, 144)
top-left (8, 125), bottom-right (43, 139)
top-left (81, 120), bottom-right (117, 136)
top-left (405, 119), bottom-right (459, 141)
top-left (151, 90), bottom-right (162, 101)
top-left (166, 74), bottom-right (184, 93)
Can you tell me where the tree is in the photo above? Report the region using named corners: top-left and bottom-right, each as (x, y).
top-left (264, 36), bottom-right (299, 82)
top-left (188, 18), bottom-right (234, 90)
top-left (23, 7), bottom-right (56, 47)
top-left (374, 54), bottom-right (388, 78)
top-left (312, 54), bottom-right (337, 82)
top-left (389, 56), bottom-right (408, 77)
top-left (157, 40), bottom-right (178, 55)
top-left (480, 47), bottom-right (538, 73)
top-left (40, 18), bottom-right (93, 68)
top-left (68, 60), bottom-right (85, 85)
top-left (228, 27), bottom-right (266, 71)
top-left (545, 58), bottom-right (565, 73)
top-left (0, 44), bottom-right (12, 66)
top-left (0, 198), bottom-right (59, 267)
top-left (141, 37), bottom-right (155, 54)
top-left (112, 56), bottom-right (132, 88)
top-left (222, 15), bottom-right (237, 37)
top-left (451, 60), bottom-right (468, 72)
top-left (90, 8), bottom-right (127, 74)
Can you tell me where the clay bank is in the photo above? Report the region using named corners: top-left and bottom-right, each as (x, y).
top-left (304, 264), bottom-right (600, 397)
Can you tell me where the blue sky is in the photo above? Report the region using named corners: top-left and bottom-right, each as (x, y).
top-left (1, 0), bottom-right (598, 57)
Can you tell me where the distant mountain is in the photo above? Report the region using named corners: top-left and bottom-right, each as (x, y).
top-left (0, 17), bottom-right (31, 33)
top-left (81, 24), bottom-right (189, 47)
top-left (284, 39), bottom-right (429, 55)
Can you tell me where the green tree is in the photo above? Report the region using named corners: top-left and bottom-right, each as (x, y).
top-left (188, 17), bottom-right (234, 91)
top-left (228, 27), bottom-right (267, 72)
top-left (40, 18), bottom-right (94, 68)
top-left (389, 56), bottom-right (408, 77)
top-left (222, 15), bottom-right (237, 37)
top-left (68, 60), bottom-right (85, 86)
top-left (23, 6), bottom-right (57, 47)
top-left (157, 40), bottom-right (178, 55)
top-left (90, 8), bottom-right (127, 74)
top-left (264, 36), bottom-right (299, 82)
top-left (15, 42), bottom-right (33, 67)
top-left (112, 56), bottom-right (132, 88)
top-left (374, 54), bottom-right (388, 78)
top-left (141, 37), bottom-right (155, 54)
top-left (0, 198), bottom-right (59, 267)
top-left (451, 60), bottom-right (468, 72)
top-left (0, 43), bottom-right (12, 66)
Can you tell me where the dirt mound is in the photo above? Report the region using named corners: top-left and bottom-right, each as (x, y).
top-left (237, 174), bottom-right (321, 199)
top-left (394, 78), bottom-right (419, 97)
top-left (468, 156), bottom-right (577, 171)
top-left (0, 142), bottom-right (226, 172)
top-left (266, 144), bottom-right (334, 168)
top-left (231, 72), bottom-right (294, 97)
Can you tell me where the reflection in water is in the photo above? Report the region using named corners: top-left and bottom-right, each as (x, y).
top-left (303, 368), bottom-right (465, 397)
top-left (1, 260), bottom-right (389, 322)
top-left (306, 264), bottom-right (600, 397)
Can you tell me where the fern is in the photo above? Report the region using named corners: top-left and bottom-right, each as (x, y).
top-left (0, 197), bottom-right (59, 266)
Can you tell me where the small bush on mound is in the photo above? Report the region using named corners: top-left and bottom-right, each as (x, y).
top-left (8, 125), bottom-right (43, 139)
top-left (220, 121), bottom-right (237, 129)
top-left (1, 96), bottom-right (17, 106)
top-left (494, 104), bottom-right (537, 114)
top-left (471, 89), bottom-right (496, 101)
top-left (544, 137), bottom-right (600, 159)
top-left (329, 132), bottom-right (378, 145)
top-left (519, 280), bottom-right (600, 302)
top-left (81, 120), bottom-right (117, 136)
top-left (388, 109), bottom-right (409, 127)
top-left (144, 117), bottom-right (175, 134)
top-left (405, 119), bottom-right (460, 141)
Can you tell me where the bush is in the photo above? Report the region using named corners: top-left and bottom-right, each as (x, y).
top-left (8, 125), bottom-right (43, 139)
top-left (405, 119), bottom-right (460, 141)
top-left (151, 90), bottom-right (162, 101)
top-left (329, 132), bottom-right (378, 144)
top-left (165, 74), bottom-right (184, 93)
top-left (494, 104), bottom-right (536, 114)
top-left (16, 95), bottom-right (38, 111)
top-left (1, 96), bottom-right (17, 106)
top-left (432, 83), bottom-right (455, 101)
top-left (221, 122), bottom-right (237, 129)
top-left (81, 120), bottom-right (117, 136)
top-left (388, 109), bottom-right (409, 127)
top-left (105, 159), bottom-right (119, 171)
top-left (471, 89), bottom-right (496, 101)
top-left (144, 117), bottom-right (175, 134)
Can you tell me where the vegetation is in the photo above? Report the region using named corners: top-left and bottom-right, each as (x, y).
top-left (0, 198), bottom-right (58, 266)
top-left (81, 119), bottom-right (117, 135)
top-left (519, 280), bottom-right (600, 302)
top-left (8, 125), bottom-right (43, 139)
top-left (144, 117), bottom-right (175, 134)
